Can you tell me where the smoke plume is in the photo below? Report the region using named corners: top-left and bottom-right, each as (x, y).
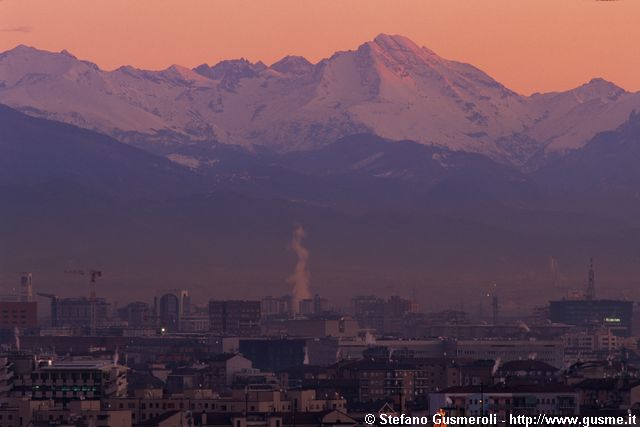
top-left (288, 224), bottom-right (312, 314)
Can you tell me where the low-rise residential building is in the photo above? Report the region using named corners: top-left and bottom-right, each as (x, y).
top-left (205, 354), bottom-right (253, 391)
top-left (494, 360), bottom-right (560, 385)
top-left (430, 384), bottom-right (579, 425)
top-left (192, 410), bottom-right (356, 427)
top-left (105, 387), bottom-right (347, 425)
top-left (329, 359), bottom-right (419, 405)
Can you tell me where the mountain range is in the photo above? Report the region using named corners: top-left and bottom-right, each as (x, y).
top-left (2, 35), bottom-right (640, 308)
top-left (2, 34), bottom-right (640, 169)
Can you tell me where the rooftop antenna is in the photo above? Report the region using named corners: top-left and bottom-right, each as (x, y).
top-left (586, 258), bottom-right (596, 300)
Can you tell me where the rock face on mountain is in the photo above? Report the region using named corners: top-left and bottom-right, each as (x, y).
top-left (1, 34), bottom-right (640, 169)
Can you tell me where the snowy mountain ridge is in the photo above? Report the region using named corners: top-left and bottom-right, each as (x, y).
top-left (1, 34), bottom-right (639, 168)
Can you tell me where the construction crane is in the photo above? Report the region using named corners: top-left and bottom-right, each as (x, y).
top-left (64, 269), bottom-right (103, 335)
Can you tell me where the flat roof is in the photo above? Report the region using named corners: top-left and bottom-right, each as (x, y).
top-left (41, 360), bottom-right (119, 370)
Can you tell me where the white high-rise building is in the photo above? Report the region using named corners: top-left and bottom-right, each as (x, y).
top-left (20, 272), bottom-right (33, 302)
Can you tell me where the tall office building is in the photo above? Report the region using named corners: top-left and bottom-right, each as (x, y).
top-left (155, 289), bottom-right (190, 332)
top-left (20, 272), bottom-right (33, 302)
top-left (53, 298), bottom-right (109, 329)
top-left (261, 295), bottom-right (292, 318)
top-left (209, 300), bottom-right (261, 336)
top-left (549, 299), bottom-right (633, 336)
top-left (117, 301), bottom-right (153, 327)
top-left (0, 301), bottom-right (38, 329)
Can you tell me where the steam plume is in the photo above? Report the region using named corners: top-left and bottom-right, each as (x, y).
top-left (288, 224), bottom-right (312, 314)
top-left (491, 357), bottom-right (501, 376)
top-left (549, 256), bottom-right (559, 287)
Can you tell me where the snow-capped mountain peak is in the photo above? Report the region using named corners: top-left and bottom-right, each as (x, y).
top-left (0, 45), bottom-right (99, 86)
top-left (571, 77), bottom-right (626, 102)
top-left (369, 33), bottom-right (439, 63)
top-left (270, 55), bottom-right (314, 76)
top-left (194, 58), bottom-right (267, 85)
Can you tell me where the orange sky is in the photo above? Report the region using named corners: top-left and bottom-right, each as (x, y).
top-left (1, 0), bottom-right (639, 95)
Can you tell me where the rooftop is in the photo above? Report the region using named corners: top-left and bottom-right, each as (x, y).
top-left (41, 360), bottom-right (121, 371)
top-left (498, 360), bottom-right (559, 373)
top-left (439, 384), bottom-right (576, 394)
